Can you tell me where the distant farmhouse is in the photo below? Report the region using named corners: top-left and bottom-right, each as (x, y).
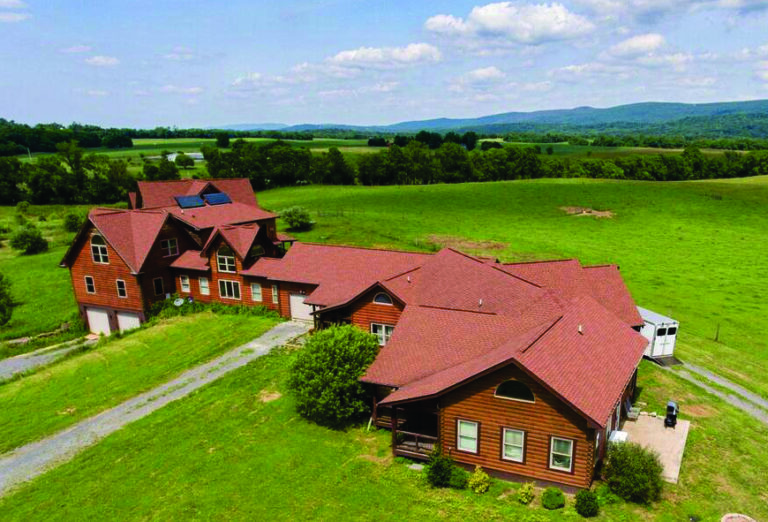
top-left (61, 178), bottom-right (649, 489)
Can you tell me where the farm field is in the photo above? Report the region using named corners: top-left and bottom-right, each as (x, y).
top-left (258, 178), bottom-right (768, 400)
top-left (0, 312), bottom-right (278, 454)
top-left (0, 347), bottom-right (764, 521)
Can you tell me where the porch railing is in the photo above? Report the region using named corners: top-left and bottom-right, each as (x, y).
top-left (395, 430), bottom-right (438, 458)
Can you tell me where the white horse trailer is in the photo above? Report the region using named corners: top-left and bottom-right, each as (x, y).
top-left (638, 307), bottom-right (678, 359)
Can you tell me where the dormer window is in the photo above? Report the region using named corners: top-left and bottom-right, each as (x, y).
top-left (160, 238), bottom-right (179, 257)
top-left (373, 293), bottom-right (393, 305)
top-left (217, 246), bottom-right (236, 273)
top-left (248, 244), bottom-right (265, 259)
top-left (90, 235), bottom-right (109, 264)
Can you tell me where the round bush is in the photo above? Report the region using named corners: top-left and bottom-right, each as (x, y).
top-left (575, 489), bottom-right (599, 517)
top-left (517, 482), bottom-right (536, 505)
top-left (541, 487), bottom-right (565, 510)
top-left (603, 442), bottom-right (663, 504)
top-left (281, 206), bottom-right (313, 231)
top-left (448, 465), bottom-right (469, 490)
top-left (287, 325), bottom-right (379, 426)
top-left (426, 451), bottom-right (455, 488)
top-left (63, 213), bottom-right (83, 233)
top-left (10, 226), bottom-right (48, 255)
top-left (468, 465), bottom-right (491, 494)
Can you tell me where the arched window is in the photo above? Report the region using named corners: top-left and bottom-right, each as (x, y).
top-left (373, 292), bottom-right (393, 305)
top-left (217, 246), bottom-right (236, 273)
top-left (495, 380), bottom-right (535, 403)
top-left (91, 234), bottom-right (109, 264)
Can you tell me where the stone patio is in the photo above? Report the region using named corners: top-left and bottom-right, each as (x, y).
top-left (620, 415), bottom-right (690, 484)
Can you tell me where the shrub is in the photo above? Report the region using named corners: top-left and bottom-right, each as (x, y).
top-left (468, 465), bottom-right (491, 494)
top-left (448, 466), bottom-right (469, 490)
top-left (595, 484), bottom-right (621, 506)
top-left (541, 487), bottom-right (565, 510)
top-left (63, 213), bottom-right (83, 233)
top-left (16, 201), bottom-right (29, 214)
top-left (281, 206), bottom-right (313, 231)
top-left (38, 215), bottom-right (47, 222)
top-left (287, 325), bottom-right (379, 426)
top-left (0, 272), bottom-right (14, 326)
top-left (603, 442), bottom-right (663, 504)
top-left (426, 451), bottom-right (455, 488)
top-left (575, 490), bottom-right (599, 517)
top-left (10, 226), bottom-right (48, 255)
top-left (517, 482), bottom-right (536, 505)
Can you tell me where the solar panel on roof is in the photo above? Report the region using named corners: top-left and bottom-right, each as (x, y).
top-left (174, 195), bottom-right (205, 208)
top-left (203, 192), bottom-right (232, 205)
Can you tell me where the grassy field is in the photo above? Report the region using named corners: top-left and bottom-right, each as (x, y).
top-left (0, 346), bottom-right (764, 521)
top-left (0, 312), bottom-right (278, 453)
top-left (258, 178), bottom-right (768, 400)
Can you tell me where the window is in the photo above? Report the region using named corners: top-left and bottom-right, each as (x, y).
top-left (457, 420), bottom-right (479, 454)
top-left (219, 280), bottom-right (241, 300)
top-left (667, 327), bottom-right (677, 336)
top-left (371, 323), bottom-right (394, 346)
top-left (271, 284), bottom-right (278, 303)
top-left (90, 235), bottom-right (109, 264)
top-left (249, 244), bottom-right (265, 258)
top-left (199, 277), bottom-right (210, 296)
top-left (85, 276), bottom-right (96, 294)
top-left (494, 380), bottom-right (535, 403)
top-left (116, 279), bottom-right (127, 298)
top-left (502, 428), bottom-right (525, 463)
top-left (180, 275), bottom-right (190, 293)
top-left (549, 437), bottom-right (574, 472)
top-left (153, 277), bottom-right (164, 296)
top-left (251, 282), bottom-right (262, 301)
top-left (217, 246), bottom-right (236, 273)
top-left (160, 238), bottom-right (179, 257)
top-left (657, 328), bottom-right (667, 337)
top-left (373, 292), bottom-right (393, 305)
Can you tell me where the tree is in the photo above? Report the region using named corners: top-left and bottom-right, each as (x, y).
top-left (0, 157), bottom-right (27, 205)
top-left (326, 147), bottom-right (355, 185)
top-left (461, 131), bottom-right (479, 151)
top-left (63, 212), bottom-right (83, 233)
top-left (215, 133), bottom-right (230, 148)
top-left (367, 137), bottom-right (387, 147)
top-left (287, 325), bottom-right (379, 426)
top-left (280, 206), bottom-right (313, 230)
top-left (10, 225), bottom-right (48, 255)
top-left (0, 272), bottom-right (13, 326)
top-left (174, 152), bottom-right (195, 170)
top-left (101, 132), bottom-right (133, 149)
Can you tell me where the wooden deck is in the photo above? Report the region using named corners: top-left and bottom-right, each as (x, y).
top-left (394, 431), bottom-right (438, 460)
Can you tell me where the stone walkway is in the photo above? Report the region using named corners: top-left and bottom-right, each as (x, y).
top-left (0, 320), bottom-right (310, 497)
top-left (0, 338), bottom-right (95, 382)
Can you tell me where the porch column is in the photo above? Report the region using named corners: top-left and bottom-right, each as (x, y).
top-left (391, 406), bottom-right (398, 451)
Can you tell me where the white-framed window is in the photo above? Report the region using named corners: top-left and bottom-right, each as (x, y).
top-left (549, 437), bottom-right (574, 472)
top-left (373, 292), bottom-right (393, 305)
top-left (199, 277), bottom-right (210, 296)
top-left (251, 282), bottom-right (262, 301)
top-left (217, 246), bottom-right (236, 273)
top-left (502, 428), bottom-right (525, 463)
top-left (116, 279), bottom-right (127, 298)
top-left (160, 238), bottom-right (179, 257)
top-left (371, 323), bottom-right (394, 346)
top-left (85, 275), bottom-right (96, 294)
top-left (180, 275), bottom-right (190, 293)
top-left (219, 280), bottom-right (241, 300)
top-left (457, 419), bottom-right (479, 454)
top-left (90, 235), bottom-right (109, 264)
top-left (271, 284), bottom-right (278, 303)
top-left (153, 277), bottom-right (164, 296)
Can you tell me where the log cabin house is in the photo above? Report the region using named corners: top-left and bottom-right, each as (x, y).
top-left (62, 178), bottom-right (648, 489)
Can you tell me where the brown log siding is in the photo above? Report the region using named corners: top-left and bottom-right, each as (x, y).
top-left (317, 288), bottom-right (403, 333)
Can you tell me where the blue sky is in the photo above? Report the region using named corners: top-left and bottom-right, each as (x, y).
top-left (1, 0), bottom-right (768, 128)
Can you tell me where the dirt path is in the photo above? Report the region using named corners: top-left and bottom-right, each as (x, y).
top-left (0, 320), bottom-right (310, 497)
top-left (0, 338), bottom-right (95, 382)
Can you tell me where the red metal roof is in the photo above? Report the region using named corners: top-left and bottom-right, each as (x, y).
top-left (581, 265), bottom-right (644, 327)
top-left (170, 250), bottom-right (209, 271)
top-left (201, 224), bottom-right (261, 260)
top-left (136, 178), bottom-right (260, 209)
top-left (87, 208), bottom-right (168, 273)
top-left (164, 202), bottom-right (275, 230)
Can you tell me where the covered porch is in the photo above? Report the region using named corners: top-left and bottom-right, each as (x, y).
top-left (374, 401), bottom-right (439, 460)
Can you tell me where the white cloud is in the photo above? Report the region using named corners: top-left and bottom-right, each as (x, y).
top-left (160, 85), bottom-right (203, 95)
top-left (326, 43), bottom-right (441, 68)
top-left (466, 66), bottom-right (506, 82)
top-left (86, 89), bottom-right (108, 97)
top-left (0, 12), bottom-right (29, 22)
top-left (549, 62), bottom-right (632, 80)
top-left (576, 0), bottom-right (768, 20)
top-left (680, 76), bottom-right (717, 87)
top-left (163, 46), bottom-right (197, 61)
top-left (608, 33), bottom-right (665, 57)
top-left (425, 2), bottom-right (595, 47)
top-left (635, 52), bottom-right (693, 69)
top-left (0, 0), bottom-right (26, 7)
top-left (85, 55), bottom-right (119, 67)
top-left (61, 45), bottom-right (92, 53)
top-left (757, 61), bottom-right (768, 82)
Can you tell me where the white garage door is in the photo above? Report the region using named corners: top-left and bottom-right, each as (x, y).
top-left (86, 308), bottom-right (111, 336)
top-left (117, 312), bottom-right (141, 332)
top-left (289, 294), bottom-right (313, 322)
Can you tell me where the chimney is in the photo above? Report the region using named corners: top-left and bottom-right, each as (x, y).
top-left (578, 324), bottom-right (583, 335)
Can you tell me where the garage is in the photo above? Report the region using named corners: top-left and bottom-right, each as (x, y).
top-left (86, 308), bottom-right (111, 336)
top-left (289, 294), bottom-right (314, 322)
top-left (116, 312), bottom-right (141, 332)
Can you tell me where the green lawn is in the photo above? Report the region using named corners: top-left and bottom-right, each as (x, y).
top-left (0, 348), bottom-right (764, 521)
top-left (0, 312), bottom-right (278, 453)
top-left (259, 178), bottom-right (768, 400)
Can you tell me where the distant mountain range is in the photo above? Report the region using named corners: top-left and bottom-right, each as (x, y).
top-left (214, 99), bottom-right (768, 136)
